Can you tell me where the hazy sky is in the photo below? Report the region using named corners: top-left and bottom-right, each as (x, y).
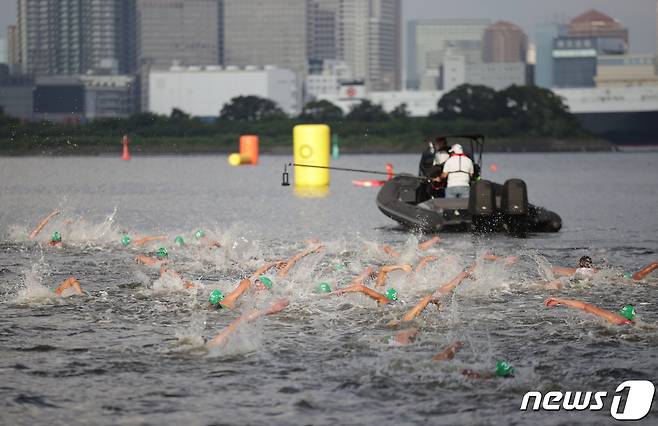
top-left (0, 0), bottom-right (655, 53)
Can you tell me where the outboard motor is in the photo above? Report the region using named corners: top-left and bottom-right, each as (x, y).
top-left (501, 179), bottom-right (529, 236)
top-left (469, 180), bottom-right (496, 232)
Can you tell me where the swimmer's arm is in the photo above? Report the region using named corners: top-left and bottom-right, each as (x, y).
top-left (375, 264), bottom-right (412, 287)
top-left (415, 255), bottom-right (438, 273)
top-left (483, 253), bottom-right (518, 265)
top-left (432, 270), bottom-right (470, 298)
top-left (206, 299), bottom-right (289, 348)
top-left (277, 245), bottom-right (324, 277)
top-left (251, 261), bottom-right (286, 279)
top-left (544, 297), bottom-right (631, 325)
top-left (333, 283), bottom-right (389, 305)
top-left (221, 278), bottom-right (252, 309)
top-left (402, 293), bottom-right (436, 322)
top-left (29, 210), bottom-right (61, 239)
top-left (54, 277), bottom-right (82, 296)
top-left (418, 236), bottom-right (441, 251)
top-left (351, 266), bottom-right (374, 285)
top-left (132, 236), bottom-right (167, 246)
top-left (381, 245), bottom-right (401, 258)
top-left (552, 266), bottom-right (577, 276)
top-left (433, 341), bottom-right (464, 361)
top-left (632, 262), bottom-right (658, 281)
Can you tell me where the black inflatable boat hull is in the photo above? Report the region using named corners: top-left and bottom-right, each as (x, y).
top-left (376, 175), bottom-right (562, 233)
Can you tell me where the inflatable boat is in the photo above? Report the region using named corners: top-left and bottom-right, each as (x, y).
top-left (376, 135), bottom-right (562, 234)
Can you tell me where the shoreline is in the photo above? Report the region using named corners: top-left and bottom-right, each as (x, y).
top-left (0, 137), bottom-right (623, 156)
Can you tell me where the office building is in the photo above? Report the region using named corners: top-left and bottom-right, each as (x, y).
top-left (136, 0), bottom-right (222, 68)
top-left (223, 0), bottom-right (308, 75)
top-left (0, 73), bottom-right (34, 119)
top-left (308, 0), bottom-right (340, 63)
top-left (443, 55), bottom-right (526, 92)
top-left (17, 0), bottom-right (136, 75)
top-left (6, 25), bottom-right (19, 71)
top-left (338, 0), bottom-right (401, 91)
top-left (407, 19), bottom-right (489, 90)
top-left (535, 23), bottom-right (567, 88)
top-left (482, 21), bottom-right (527, 63)
top-left (149, 66), bottom-right (301, 117)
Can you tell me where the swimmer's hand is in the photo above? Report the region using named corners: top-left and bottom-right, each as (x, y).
top-left (544, 297), bottom-right (561, 308)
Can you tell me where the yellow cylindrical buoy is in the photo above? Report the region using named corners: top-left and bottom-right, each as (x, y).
top-left (293, 124), bottom-right (330, 188)
top-left (228, 153), bottom-right (252, 166)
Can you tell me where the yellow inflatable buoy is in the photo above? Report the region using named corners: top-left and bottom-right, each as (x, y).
top-left (293, 124), bottom-right (330, 188)
top-left (228, 153), bottom-right (252, 166)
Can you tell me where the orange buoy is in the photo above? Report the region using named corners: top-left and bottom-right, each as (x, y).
top-left (239, 135), bottom-right (259, 165)
top-left (121, 135), bottom-right (131, 161)
top-left (490, 163), bottom-right (498, 172)
top-left (352, 179), bottom-right (386, 188)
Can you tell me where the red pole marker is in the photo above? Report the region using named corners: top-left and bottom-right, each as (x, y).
top-left (121, 135), bottom-right (131, 161)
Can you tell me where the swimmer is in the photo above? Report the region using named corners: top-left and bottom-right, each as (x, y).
top-left (53, 276), bottom-right (83, 296)
top-left (414, 255), bottom-right (439, 273)
top-left (29, 210), bottom-right (61, 239)
top-left (375, 263), bottom-right (413, 287)
top-left (206, 298), bottom-right (289, 348)
top-left (209, 261), bottom-right (287, 310)
top-left (432, 341), bottom-right (464, 361)
top-left (333, 282), bottom-right (399, 305)
top-left (544, 297), bottom-right (634, 325)
top-left (47, 231), bottom-right (64, 248)
top-left (462, 361), bottom-right (515, 379)
top-left (387, 269), bottom-right (471, 327)
top-left (552, 255), bottom-right (597, 278)
top-left (277, 245), bottom-right (324, 278)
top-left (193, 230), bottom-right (222, 249)
top-left (132, 236), bottom-right (167, 246)
top-left (135, 248), bottom-right (168, 267)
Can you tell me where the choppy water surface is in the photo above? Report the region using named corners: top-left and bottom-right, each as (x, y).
top-left (1, 153), bottom-right (657, 425)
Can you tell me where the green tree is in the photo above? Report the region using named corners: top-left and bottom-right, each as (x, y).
top-left (170, 108), bottom-right (191, 121)
top-left (434, 84), bottom-right (501, 121)
top-left (220, 95), bottom-right (286, 121)
top-left (390, 103), bottom-right (410, 119)
top-left (346, 100), bottom-right (389, 122)
top-left (299, 100), bottom-right (343, 121)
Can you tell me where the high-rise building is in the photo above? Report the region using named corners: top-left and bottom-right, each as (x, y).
top-left (17, 0), bottom-right (136, 75)
top-left (136, 0), bottom-right (222, 68)
top-left (223, 0), bottom-right (308, 75)
top-left (482, 21), bottom-right (527, 63)
top-left (308, 0), bottom-right (339, 63)
top-left (407, 19), bottom-right (490, 90)
top-left (535, 23), bottom-right (567, 88)
top-left (338, 0), bottom-right (401, 91)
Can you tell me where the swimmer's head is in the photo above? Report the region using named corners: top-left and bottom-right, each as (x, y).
top-left (156, 247), bottom-right (168, 259)
top-left (121, 234), bottom-right (131, 247)
top-left (317, 282), bottom-right (332, 293)
top-left (623, 272), bottom-right (633, 280)
top-left (174, 236), bottom-right (185, 247)
top-left (51, 231), bottom-right (62, 243)
top-left (335, 263), bottom-right (346, 271)
top-left (495, 361), bottom-right (515, 377)
top-left (195, 230), bottom-right (205, 239)
top-left (208, 289), bottom-right (225, 307)
top-left (578, 256), bottom-right (593, 268)
top-left (257, 275), bottom-right (273, 289)
top-left (385, 288), bottom-right (398, 301)
top-left (619, 305), bottom-right (636, 321)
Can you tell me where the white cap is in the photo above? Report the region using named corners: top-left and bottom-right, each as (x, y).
top-left (450, 144), bottom-right (463, 154)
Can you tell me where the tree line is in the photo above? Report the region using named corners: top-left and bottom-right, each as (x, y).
top-left (0, 84), bottom-right (588, 151)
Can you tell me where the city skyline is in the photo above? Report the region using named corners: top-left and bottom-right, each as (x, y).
top-left (1, 0), bottom-right (655, 55)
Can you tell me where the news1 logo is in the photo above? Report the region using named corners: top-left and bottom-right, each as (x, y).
top-left (520, 380), bottom-right (655, 420)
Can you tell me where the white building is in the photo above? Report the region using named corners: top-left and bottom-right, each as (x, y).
top-left (148, 66), bottom-right (301, 117)
top-left (306, 60), bottom-right (353, 100)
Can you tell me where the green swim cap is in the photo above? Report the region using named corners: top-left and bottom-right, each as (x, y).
top-left (495, 361), bottom-right (515, 377)
top-left (208, 289), bottom-right (225, 306)
top-left (385, 288), bottom-right (398, 301)
top-left (317, 282), bottom-right (332, 293)
top-left (174, 236), bottom-right (185, 247)
top-left (619, 305), bottom-right (636, 321)
top-left (258, 275), bottom-right (273, 289)
top-left (623, 272), bottom-right (632, 280)
top-left (335, 263), bottom-right (346, 270)
top-left (156, 247), bottom-right (168, 258)
top-left (195, 230), bottom-right (205, 239)
top-left (121, 234), bottom-right (131, 247)
top-left (51, 231), bottom-right (62, 243)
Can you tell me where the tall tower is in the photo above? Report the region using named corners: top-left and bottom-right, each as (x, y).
top-left (482, 21), bottom-right (527, 63)
top-left (338, 0), bottom-right (401, 91)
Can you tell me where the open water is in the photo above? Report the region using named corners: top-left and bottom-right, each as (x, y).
top-left (0, 153), bottom-right (657, 425)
